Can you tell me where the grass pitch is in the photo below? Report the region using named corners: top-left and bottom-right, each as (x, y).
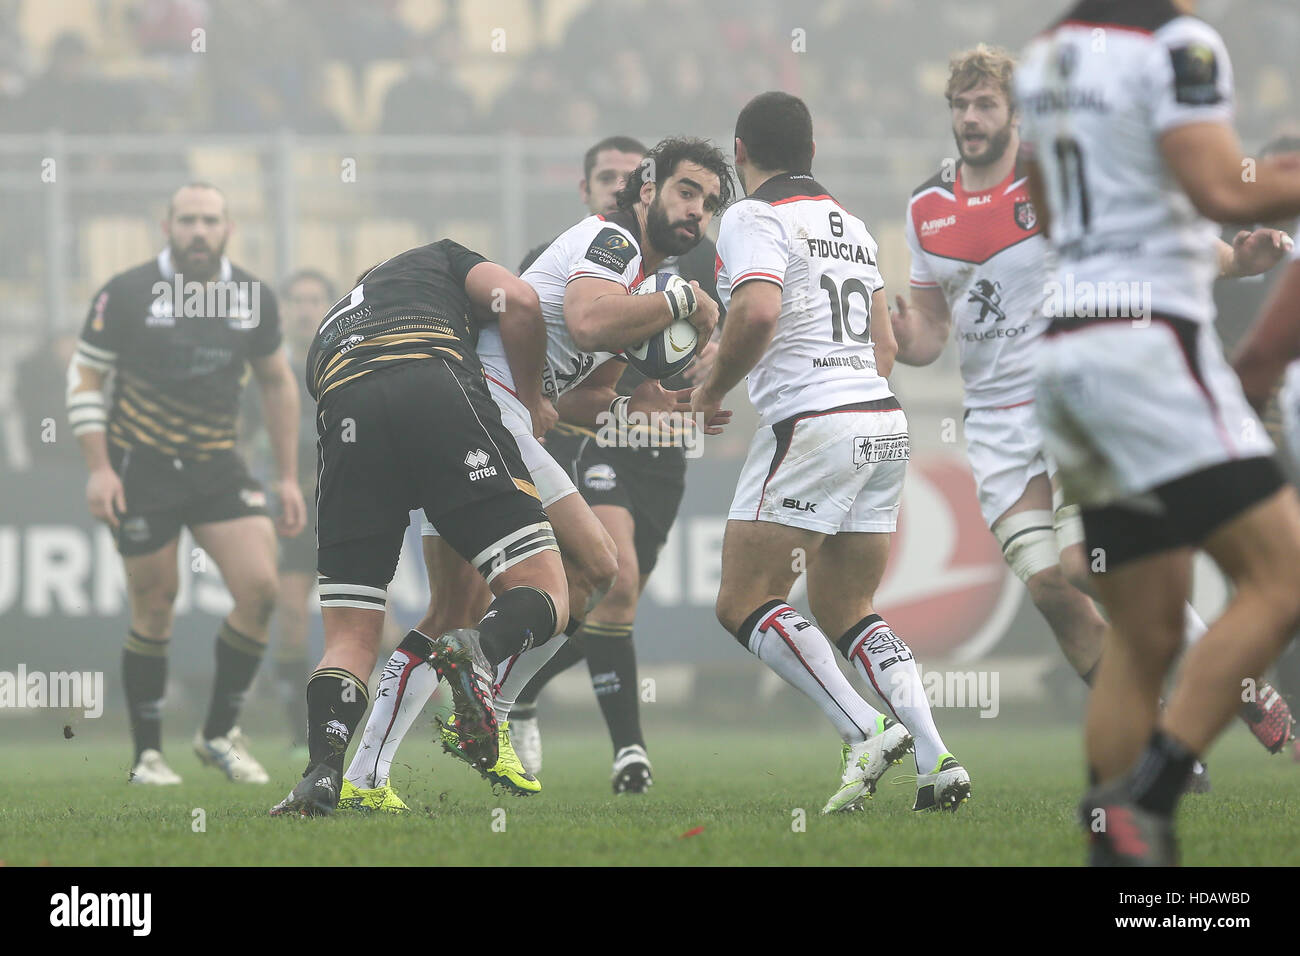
top-left (3, 719), bottom-right (1297, 866)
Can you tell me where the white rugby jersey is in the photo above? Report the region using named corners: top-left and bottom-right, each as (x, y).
top-left (1016, 0), bottom-right (1234, 325)
top-left (715, 172), bottom-right (893, 426)
top-left (476, 213), bottom-right (642, 400)
top-left (906, 161), bottom-right (1048, 408)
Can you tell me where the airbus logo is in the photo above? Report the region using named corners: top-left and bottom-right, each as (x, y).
top-left (920, 215), bottom-right (957, 235)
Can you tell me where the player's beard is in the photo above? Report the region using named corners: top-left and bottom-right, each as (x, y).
top-left (954, 122), bottom-right (1014, 168)
top-left (170, 235), bottom-right (228, 281)
top-left (645, 195), bottom-right (701, 257)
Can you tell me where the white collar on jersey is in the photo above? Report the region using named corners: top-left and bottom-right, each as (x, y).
top-left (157, 246), bottom-right (233, 282)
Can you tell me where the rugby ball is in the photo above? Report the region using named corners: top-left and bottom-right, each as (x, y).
top-left (625, 272), bottom-right (699, 379)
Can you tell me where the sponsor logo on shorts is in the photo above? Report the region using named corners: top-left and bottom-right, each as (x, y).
top-left (854, 434), bottom-right (910, 469)
top-left (781, 498), bottom-right (817, 513)
top-left (122, 516), bottom-right (150, 543)
top-left (465, 448), bottom-right (498, 481)
top-left (337, 333), bottom-right (364, 354)
top-left (239, 488), bottom-right (267, 509)
top-left (583, 464), bottom-right (618, 491)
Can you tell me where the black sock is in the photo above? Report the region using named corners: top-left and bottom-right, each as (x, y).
top-left (477, 585), bottom-right (558, 666)
top-left (516, 633), bottom-right (587, 707)
top-left (305, 668), bottom-right (370, 773)
top-left (123, 631), bottom-right (169, 759)
top-left (398, 628), bottom-right (436, 659)
top-left (584, 622), bottom-right (644, 754)
top-left (275, 650), bottom-right (309, 747)
top-left (1128, 730), bottom-right (1197, 816)
top-left (202, 621), bottom-right (267, 740)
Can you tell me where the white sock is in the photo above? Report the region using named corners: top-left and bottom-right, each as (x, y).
top-left (740, 602), bottom-right (881, 743)
top-left (493, 638), bottom-right (567, 723)
top-left (1183, 603), bottom-right (1207, 647)
top-left (344, 635), bottom-right (438, 789)
top-left (838, 615), bottom-right (948, 773)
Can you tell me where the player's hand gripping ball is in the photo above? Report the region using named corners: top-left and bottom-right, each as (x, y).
top-left (625, 272), bottom-right (699, 379)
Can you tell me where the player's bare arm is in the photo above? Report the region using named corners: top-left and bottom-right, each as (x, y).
top-left (467, 262), bottom-right (553, 437)
top-left (870, 287), bottom-right (898, 379)
top-left (564, 274), bottom-right (717, 353)
top-left (554, 356), bottom-right (624, 427)
top-left (890, 284), bottom-right (950, 366)
top-left (1233, 257), bottom-right (1300, 409)
top-left (1216, 229), bottom-right (1293, 279)
top-left (250, 348), bottom-right (305, 537)
top-left (1162, 122), bottom-right (1300, 225)
top-left (691, 278), bottom-right (781, 422)
top-left (67, 357), bottom-right (125, 528)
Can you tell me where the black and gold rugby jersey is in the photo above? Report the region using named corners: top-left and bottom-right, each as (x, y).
top-left (75, 249), bottom-right (282, 461)
top-left (305, 239), bottom-right (488, 403)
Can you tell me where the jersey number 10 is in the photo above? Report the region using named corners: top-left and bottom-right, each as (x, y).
top-left (819, 275), bottom-right (873, 344)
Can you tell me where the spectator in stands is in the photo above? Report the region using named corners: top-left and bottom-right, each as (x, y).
top-left (15, 31), bottom-right (139, 134)
top-left (378, 27), bottom-right (478, 135)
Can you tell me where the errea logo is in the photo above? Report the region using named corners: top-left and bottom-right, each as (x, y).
top-left (465, 449), bottom-right (497, 481)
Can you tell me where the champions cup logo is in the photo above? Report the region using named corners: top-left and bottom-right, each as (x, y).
top-left (872, 458), bottom-right (1019, 659)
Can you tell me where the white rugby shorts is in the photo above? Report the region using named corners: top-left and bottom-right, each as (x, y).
top-left (1035, 317), bottom-right (1274, 509)
top-left (963, 400), bottom-right (1051, 528)
top-left (728, 400), bottom-right (909, 534)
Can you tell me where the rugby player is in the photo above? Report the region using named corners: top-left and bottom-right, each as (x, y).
top-left (1017, 0), bottom-right (1300, 863)
top-left (270, 240), bottom-right (572, 816)
top-left (692, 92), bottom-right (969, 813)
top-left (895, 45), bottom-right (1295, 771)
top-left (68, 182), bottom-right (304, 785)
top-left (506, 135), bottom-right (725, 793)
top-left (338, 137), bottom-right (730, 809)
